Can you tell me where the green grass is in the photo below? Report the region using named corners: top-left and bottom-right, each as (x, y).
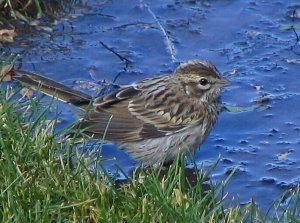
top-left (0, 80), bottom-right (299, 222)
top-left (0, 0), bottom-right (79, 24)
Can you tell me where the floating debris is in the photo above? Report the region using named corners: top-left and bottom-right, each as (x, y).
top-left (0, 64), bottom-right (14, 82)
top-left (253, 95), bottom-right (270, 104)
top-left (0, 29), bottom-right (17, 43)
top-left (20, 87), bottom-right (33, 99)
top-left (286, 59), bottom-right (300, 64)
top-left (254, 85), bottom-right (263, 91)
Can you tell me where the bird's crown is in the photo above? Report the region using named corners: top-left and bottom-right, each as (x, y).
top-left (174, 60), bottom-right (221, 79)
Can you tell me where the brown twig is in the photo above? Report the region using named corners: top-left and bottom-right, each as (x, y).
top-left (291, 25), bottom-right (299, 43)
top-left (146, 5), bottom-right (176, 62)
top-left (99, 41), bottom-right (132, 68)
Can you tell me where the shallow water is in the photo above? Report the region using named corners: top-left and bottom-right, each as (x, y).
top-left (3, 0), bottom-right (300, 211)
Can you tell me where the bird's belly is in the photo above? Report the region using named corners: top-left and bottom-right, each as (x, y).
top-left (120, 123), bottom-right (209, 166)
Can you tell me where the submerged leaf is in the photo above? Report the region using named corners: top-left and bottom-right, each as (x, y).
top-left (224, 105), bottom-right (255, 113)
top-left (256, 105), bottom-right (270, 112)
top-left (280, 25), bottom-right (300, 31)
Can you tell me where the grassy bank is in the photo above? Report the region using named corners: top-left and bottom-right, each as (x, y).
top-left (0, 0), bottom-right (79, 25)
top-left (0, 75), bottom-right (299, 222)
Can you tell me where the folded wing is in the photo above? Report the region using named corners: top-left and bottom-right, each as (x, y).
top-left (77, 79), bottom-right (201, 142)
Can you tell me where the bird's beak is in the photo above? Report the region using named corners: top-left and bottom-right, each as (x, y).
top-left (217, 77), bottom-right (230, 87)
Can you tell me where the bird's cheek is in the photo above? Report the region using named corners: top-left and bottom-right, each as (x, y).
top-left (184, 84), bottom-right (204, 97)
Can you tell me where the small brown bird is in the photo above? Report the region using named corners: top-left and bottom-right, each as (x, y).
top-left (12, 60), bottom-right (229, 166)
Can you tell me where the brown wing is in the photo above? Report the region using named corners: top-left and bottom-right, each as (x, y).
top-left (77, 76), bottom-right (203, 142)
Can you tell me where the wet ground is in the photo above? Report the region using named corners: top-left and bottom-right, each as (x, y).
top-left (2, 0), bottom-right (300, 211)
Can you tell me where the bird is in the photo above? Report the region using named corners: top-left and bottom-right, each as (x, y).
top-left (11, 60), bottom-right (229, 166)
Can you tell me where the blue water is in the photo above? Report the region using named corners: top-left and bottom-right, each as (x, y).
top-left (3, 0), bottom-right (300, 211)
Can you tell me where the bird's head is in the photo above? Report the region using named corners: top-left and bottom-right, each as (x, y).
top-left (174, 60), bottom-right (229, 102)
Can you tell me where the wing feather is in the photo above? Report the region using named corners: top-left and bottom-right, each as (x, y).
top-left (77, 77), bottom-right (203, 142)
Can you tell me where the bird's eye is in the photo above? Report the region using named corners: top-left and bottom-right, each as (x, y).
top-left (199, 78), bottom-right (208, 86)
top-left (197, 77), bottom-right (211, 90)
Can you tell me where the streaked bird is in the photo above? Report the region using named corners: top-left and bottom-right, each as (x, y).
top-left (12, 60), bottom-right (229, 166)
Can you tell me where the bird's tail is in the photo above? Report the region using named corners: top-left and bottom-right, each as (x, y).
top-left (12, 70), bottom-right (92, 107)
